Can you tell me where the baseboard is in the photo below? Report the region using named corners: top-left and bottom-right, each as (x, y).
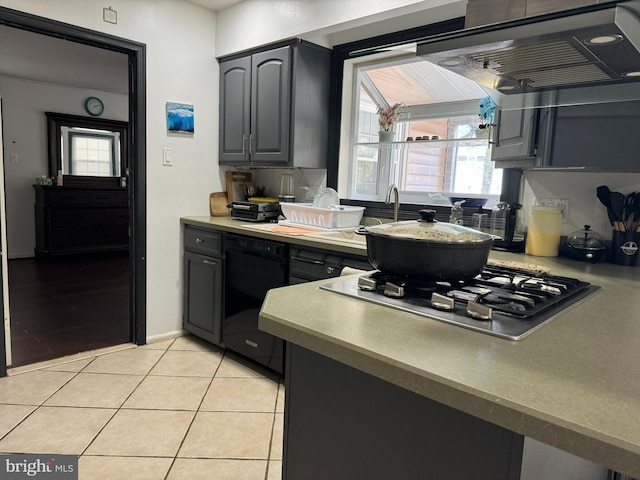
top-left (7, 253), bottom-right (35, 260)
top-left (146, 329), bottom-right (187, 345)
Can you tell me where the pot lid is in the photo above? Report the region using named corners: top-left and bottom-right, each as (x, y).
top-left (567, 224), bottom-right (606, 250)
top-left (365, 209), bottom-right (493, 243)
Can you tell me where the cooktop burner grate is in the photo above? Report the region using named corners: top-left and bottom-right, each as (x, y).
top-left (321, 265), bottom-right (600, 340)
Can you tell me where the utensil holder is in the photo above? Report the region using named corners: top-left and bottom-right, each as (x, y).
top-left (610, 230), bottom-right (640, 266)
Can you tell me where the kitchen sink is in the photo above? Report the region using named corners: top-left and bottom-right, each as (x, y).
top-left (306, 229), bottom-right (367, 245)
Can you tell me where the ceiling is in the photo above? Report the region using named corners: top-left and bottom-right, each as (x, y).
top-left (0, 0), bottom-right (245, 95)
top-left (0, 25), bottom-right (129, 94)
top-left (186, 0), bottom-right (244, 10)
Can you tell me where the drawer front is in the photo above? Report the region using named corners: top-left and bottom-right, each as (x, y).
top-left (184, 227), bottom-right (222, 256)
top-left (45, 190), bottom-right (90, 205)
top-left (117, 191), bottom-right (129, 206)
top-left (91, 191), bottom-right (118, 205)
top-left (51, 208), bottom-right (104, 227)
top-left (51, 227), bottom-right (104, 249)
top-left (106, 208), bottom-right (129, 226)
top-left (290, 247), bottom-right (371, 282)
top-left (106, 226), bottom-right (129, 245)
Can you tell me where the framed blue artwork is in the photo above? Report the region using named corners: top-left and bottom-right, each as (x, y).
top-left (166, 102), bottom-right (194, 134)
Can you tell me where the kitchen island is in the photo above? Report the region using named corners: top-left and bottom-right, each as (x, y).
top-left (259, 249), bottom-right (640, 478)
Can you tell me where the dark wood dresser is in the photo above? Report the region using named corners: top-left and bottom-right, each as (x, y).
top-left (34, 185), bottom-right (129, 257)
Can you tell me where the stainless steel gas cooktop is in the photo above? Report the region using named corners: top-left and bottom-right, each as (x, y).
top-left (320, 265), bottom-right (600, 340)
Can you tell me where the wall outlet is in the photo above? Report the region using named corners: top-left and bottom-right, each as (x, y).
top-left (534, 198), bottom-right (570, 222)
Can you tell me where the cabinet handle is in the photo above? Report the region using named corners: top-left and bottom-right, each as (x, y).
top-left (290, 256), bottom-right (323, 265)
top-left (195, 238), bottom-right (204, 244)
top-left (242, 135), bottom-right (247, 155)
top-left (203, 260), bottom-right (215, 265)
top-left (249, 133), bottom-right (255, 156)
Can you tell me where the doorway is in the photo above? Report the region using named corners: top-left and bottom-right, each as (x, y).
top-left (0, 7), bottom-right (147, 376)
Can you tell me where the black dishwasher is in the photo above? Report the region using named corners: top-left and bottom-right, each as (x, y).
top-left (224, 233), bottom-right (287, 374)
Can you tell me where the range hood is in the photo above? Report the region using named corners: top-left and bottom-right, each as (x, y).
top-left (417, 1), bottom-right (640, 110)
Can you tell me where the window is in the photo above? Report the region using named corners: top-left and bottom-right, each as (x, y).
top-left (66, 128), bottom-right (121, 176)
top-left (340, 49), bottom-right (502, 206)
top-left (46, 111), bottom-right (128, 188)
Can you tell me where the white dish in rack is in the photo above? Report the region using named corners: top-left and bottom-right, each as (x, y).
top-left (280, 203), bottom-right (365, 229)
top-left (312, 188), bottom-right (339, 209)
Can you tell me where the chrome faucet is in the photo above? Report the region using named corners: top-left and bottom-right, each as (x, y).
top-left (385, 184), bottom-right (399, 222)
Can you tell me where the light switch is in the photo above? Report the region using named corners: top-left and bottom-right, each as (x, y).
top-left (9, 153), bottom-right (18, 164)
top-left (162, 147), bottom-right (173, 167)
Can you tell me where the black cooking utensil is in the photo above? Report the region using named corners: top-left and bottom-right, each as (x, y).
top-left (596, 185), bottom-right (616, 227)
top-left (624, 192), bottom-right (640, 232)
top-left (610, 191), bottom-right (626, 231)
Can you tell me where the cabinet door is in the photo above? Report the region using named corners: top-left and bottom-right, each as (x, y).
top-left (491, 108), bottom-right (537, 162)
top-left (549, 101), bottom-right (640, 168)
top-left (183, 251), bottom-right (223, 347)
top-left (219, 56), bottom-right (251, 164)
top-left (250, 47), bottom-right (291, 165)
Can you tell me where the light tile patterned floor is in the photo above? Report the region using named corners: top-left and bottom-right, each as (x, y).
top-left (0, 335), bottom-right (284, 480)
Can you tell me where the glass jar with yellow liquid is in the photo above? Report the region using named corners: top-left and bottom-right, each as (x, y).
top-left (525, 207), bottom-right (562, 257)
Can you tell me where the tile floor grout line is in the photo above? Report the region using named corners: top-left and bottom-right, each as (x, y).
top-left (0, 358), bottom-right (95, 444)
top-left (163, 348), bottom-right (227, 479)
top-left (264, 383), bottom-right (282, 480)
top-left (78, 338), bottom-right (177, 458)
top-left (158, 345), bottom-right (226, 480)
top-left (1, 336), bottom-right (284, 479)
top-left (75, 337), bottom-right (225, 477)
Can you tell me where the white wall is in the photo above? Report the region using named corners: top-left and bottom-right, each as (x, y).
top-left (215, 0), bottom-right (465, 56)
top-left (0, 0), bottom-right (220, 339)
top-left (0, 77), bottom-right (128, 258)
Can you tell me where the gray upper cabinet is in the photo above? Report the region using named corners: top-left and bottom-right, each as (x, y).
top-left (491, 100), bottom-right (640, 170)
top-left (219, 40), bottom-right (332, 168)
top-left (490, 108), bottom-right (539, 168)
top-left (548, 100), bottom-right (640, 169)
top-left (219, 56), bottom-right (251, 164)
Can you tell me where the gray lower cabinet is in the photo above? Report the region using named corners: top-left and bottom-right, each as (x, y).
top-left (284, 344), bottom-right (609, 480)
top-left (218, 40), bottom-right (331, 168)
top-left (284, 344), bottom-right (524, 480)
top-left (183, 227), bottom-right (223, 347)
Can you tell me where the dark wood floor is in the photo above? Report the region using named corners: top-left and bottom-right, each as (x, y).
top-left (8, 252), bottom-right (130, 368)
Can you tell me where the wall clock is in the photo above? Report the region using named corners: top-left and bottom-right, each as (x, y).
top-left (84, 96), bottom-right (104, 116)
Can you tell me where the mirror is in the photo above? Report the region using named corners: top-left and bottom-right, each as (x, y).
top-left (46, 112), bottom-right (129, 187)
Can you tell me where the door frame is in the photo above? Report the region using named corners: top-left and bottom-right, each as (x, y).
top-left (0, 6), bottom-right (147, 377)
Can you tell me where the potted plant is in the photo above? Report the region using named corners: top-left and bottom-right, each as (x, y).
top-left (377, 102), bottom-right (407, 142)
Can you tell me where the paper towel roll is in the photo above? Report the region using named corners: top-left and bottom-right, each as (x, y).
top-left (340, 266), bottom-right (367, 277)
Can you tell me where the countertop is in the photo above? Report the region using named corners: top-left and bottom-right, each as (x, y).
top-left (182, 215), bottom-right (640, 476)
top-left (181, 216), bottom-right (369, 257)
